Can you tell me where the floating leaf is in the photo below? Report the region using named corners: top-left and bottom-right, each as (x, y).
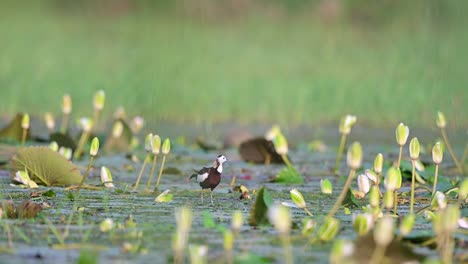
top-left (10, 147), bottom-right (82, 186)
top-left (154, 189), bottom-right (173, 203)
top-left (203, 210), bottom-right (216, 229)
top-left (248, 187), bottom-right (273, 226)
top-left (0, 113), bottom-right (31, 142)
top-left (274, 165), bottom-right (303, 184)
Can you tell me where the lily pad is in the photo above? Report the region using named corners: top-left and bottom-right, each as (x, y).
top-left (248, 187), bottom-right (273, 226)
top-left (273, 165), bottom-right (304, 184)
top-left (10, 146), bottom-right (83, 186)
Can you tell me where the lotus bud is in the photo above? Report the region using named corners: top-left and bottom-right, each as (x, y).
top-left (268, 205), bottom-right (291, 235)
top-left (162, 138), bottom-right (171, 155)
top-left (329, 239), bottom-right (354, 264)
top-left (231, 211), bottom-right (243, 232)
top-left (175, 207), bottom-right (192, 234)
top-left (414, 160), bottom-right (425, 172)
top-left (49, 141), bottom-right (59, 152)
top-left (384, 167), bottom-right (401, 191)
top-left (130, 137), bottom-right (139, 150)
top-left (58, 147), bottom-right (72, 160)
top-left (320, 178), bottom-right (333, 194)
top-left (113, 106), bottom-right (126, 119)
top-left (458, 218), bottom-right (468, 229)
top-left (144, 133), bottom-right (153, 152)
top-left (301, 218), bottom-right (315, 236)
top-left (365, 170), bottom-right (378, 185)
top-left (155, 190), bottom-right (174, 203)
top-left (409, 137), bottom-right (420, 160)
top-left (395, 123), bottom-right (409, 146)
top-left (374, 216), bottom-right (394, 247)
top-left (150, 135), bottom-right (161, 155)
top-left (99, 218), bottom-right (114, 232)
top-left (273, 133), bottom-right (288, 155)
top-left (44, 112), bottom-right (55, 131)
top-left (189, 244), bottom-right (208, 264)
top-left (223, 230), bottom-right (234, 251)
top-left (79, 117), bottom-right (93, 132)
top-left (62, 94), bottom-right (72, 114)
top-left (373, 153), bottom-right (384, 174)
top-left (93, 90), bottom-right (105, 111)
top-left (432, 142), bottom-right (443, 164)
top-left (423, 210), bottom-right (435, 221)
top-left (352, 213), bottom-right (373, 236)
top-left (339, 115), bottom-right (357, 135)
top-left (399, 214), bottom-right (415, 236)
top-left (357, 174), bottom-right (371, 195)
top-left (90, 137), bottom-right (100, 156)
top-left (21, 113), bottom-right (30, 130)
top-left (431, 191), bottom-right (447, 210)
top-left (443, 205), bottom-right (460, 232)
top-left (290, 189), bottom-right (307, 209)
top-left (131, 116), bottom-right (145, 133)
top-left (346, 142), bottom-right (362, 169)
top-left (436, 111), bottom-right (446, 128)
top-left (14, 170), bottom-right (30, 185)
top-left (101, 166), bottom-right (114, 188)
top-left (265, 125), bottom-right (281, 141)
top-left (383, 191), bottom-right (394, 209)
top-left (369, 186), bottom-right (380, 208)
top-left (459, 178), bottom-right (468, 201)
top-left (112, 121), bottom-right (124, 138)
top-left (318, 217), bottom-right (340, 241)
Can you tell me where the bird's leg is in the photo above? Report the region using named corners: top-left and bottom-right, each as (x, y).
top-left (210, 190), bottom-right (214, 206)
top-left (201, 190), bottom-right (204, 204)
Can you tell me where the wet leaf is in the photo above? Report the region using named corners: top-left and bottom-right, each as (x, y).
top-left (274, 165), bottom-right (304, 184)
top-left (342, 189), bottom-right (362, 208)
top-left (42, 189), bottom-right (57, 197)
top-left (10, 146), bottom-right (83, 186)
top-left (248, 187), bottom-right (273, 226)
top-left (154, 190), bottom-right (173, 203)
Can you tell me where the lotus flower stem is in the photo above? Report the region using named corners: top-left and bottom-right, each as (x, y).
top-left (74, 131), bottom-right (90, 160)
top-left (92, 110), bottom-right (101, 133)
top-left (281, 154), bottom-right (293, 168)
top-left (21, 128), bottom-right (27, 147)
top-left (369, 244), bottom-right (386, 264)
top-left (155, 154), bottom-right (167, 190)
top-left (133, 154), bottom-right (150, 191)
top-left (432, 164), bottom-right (439, 196)
top-left (440, 128), bottom-right (463, 174)
top-left (303, 207), bottom-right (313, 217)
top-left (76, 156), bottom-right (95, 195)
top-left (281, 234), bottom-right (293, 264)
top-left (396, 145), bottom-right (403, 168)
top-left (393, 190), bottom-right (398, 215)
top-left (410, 160), bottom-right (416, 214)
top-left (327, 169), bottom-right (356, 218)
top-left (145, 154), bottom-right (159, 190)
top-left (60, 113), bottom-right (69, 134)
top-left (333, 134), bottom-right (347, 175)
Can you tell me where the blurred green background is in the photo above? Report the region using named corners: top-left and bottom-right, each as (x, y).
top-left (0, 0), bottom-right (467, 128)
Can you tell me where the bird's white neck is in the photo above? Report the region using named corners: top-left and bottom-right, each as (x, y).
top-left (216, 163), bottom-right (223, 173)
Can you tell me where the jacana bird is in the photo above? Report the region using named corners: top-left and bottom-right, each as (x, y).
top-left (190, 155), bottom-right (227, 205)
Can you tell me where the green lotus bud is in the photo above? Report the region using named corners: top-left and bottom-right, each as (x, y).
top-left (443, 205), bottom-right (460, 232)
top-left (79, 117), bottom-right (93, 132)
top-left (436, 111), bottom-right (446, 128)
top-left (423, 210), bottom-right (435, 221)
top-left (357, 174), bottom-right (371, 194)
top-left (175, 206), bottom-right (192, 234)
top-left (131, 116), bottom-right (145, 134)
top-left (144, 133), bottom-right (153, 152)
top-left (399, 214), bottom-right (415, 236)
top-left (353, 213), bottom-right (373, 236)
top-left (273, 132), bottom-right (288, 155)
top-left (383, 191), bottom-right (394, 209)
top-left (395, 123), bottom-right (409, 146)
top-left (151, 135), bottom-right (161, 154)
top-left (369, 186), bottom-right (380, 208)
top-left (301, 218), bottom-right (315, 237)
top-left (93, 90), bottom-right (105, 111)
top-left (431, 191), bottom-right (447, 210)
top-left (49, 141), bottom-right (59, 152)
top-left (268, 205), bottom-right (291, 235)
top-left (265, 125), bottom-right (281, 141)
top-left (223, 230), bottom-right (234, 251)
top-left (99, 218), bottom-right (114, 232)
top-left (113, 106), bottom-right (126, 119)
top-left (231, 211), bottom-right (243, 232)
top-left (414, 160), bottom-right (425, 172)
top-left (374, 216), bottom-right (394, 247)
top-left (339, 115), bottom-right (357, 135)
top-left (162, 138), bottom-right (171, 155)
top-left (112, 121), bottom-right (124, 138)
top-left (21, 113), bottom-right (30, 130)
top-left (432, 142), bottom-right (443, 164)
top-left (62, 94), bottom-right (72, 114)
top-left (409, 137), bottom-right (420, 160)
top-left (365, 170), bottom-right (378, 185)
top-left (44, 112), bottom-right (55, 131)
top-left (320, 178), bottom-right (333, 194)
top-left (189, 244), bottom-right (208, 264)
top-left (459, 178), bottom-right (468, 201)
top-left (347, 142), bottom-right (362, 169)
top-left (155, 189), bottom-right (174, 203)
top-left (318, 217), bottom-right (340, 241)
top-left (373, 153), bottom-right (384, 174)
top-left (101, 166), bottom-right (114, 188)
top-left (13, 170), bottom-right (31, 185)
top-left (290, 189), bottom-right (307, 209)
top-left (329, 239), bottom-right (354, 264)
top-left (90, 137), bottom-right (100, 156)
top-left (384, 167), bottom-right (401, 191)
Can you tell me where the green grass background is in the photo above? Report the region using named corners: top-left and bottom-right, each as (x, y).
top-left (0, 1), bottom-right (467, 128)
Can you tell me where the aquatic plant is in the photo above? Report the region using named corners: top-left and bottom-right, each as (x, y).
top-left (146, 135), bottom-right (161, 190)
top-left (155, 138), bottom-right (171, 190)
top-left (334, 115), bottom-right (357, 175)
top-left (268, 205), bottom-right (292, 264)
top-left (44, 112), bottom-right (55, 133)
top-left (224, 230), bottom-right (234, 264)
top-left (92, 90), bottom-right (105, 131)
top-left (173, 207), bottom-right (192, 264)
top-left (432, 142), bottom-right (443, 196)
top-left (395, 123), bottom-right (409, 168)
top-left (320, 178), bottom-right (333, 194)
top-left (60, 94), bottom-right (72, 134)
top-left (100, 166), bottom-right (115, 188)
top-left (289, 189), bottom-right (313, 216)
top-left (436, 111), bottom-right (463, 174)
top-left (76, 137), bottom-right (99, 195)
top-left (370, 216), bottom-right (394, 263)
top-left (409, 137), bottom-right (420, 214)
top-left (74, 117), bottom-right (93, 160)
top-left (384, 167), bottom-right (401, 215)
top-left (133, 133), bottom-right (153, 190)
top-left (20, 113), bottom-right (29, 147)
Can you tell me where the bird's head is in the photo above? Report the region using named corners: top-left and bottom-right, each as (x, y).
top-left (217, 155), bottom-right (227, 164)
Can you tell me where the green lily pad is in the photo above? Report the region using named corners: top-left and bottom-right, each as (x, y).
top-left (274, 165), bottom-right (304, 184)
top-left (248, 187), bottom-right (273, 226)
